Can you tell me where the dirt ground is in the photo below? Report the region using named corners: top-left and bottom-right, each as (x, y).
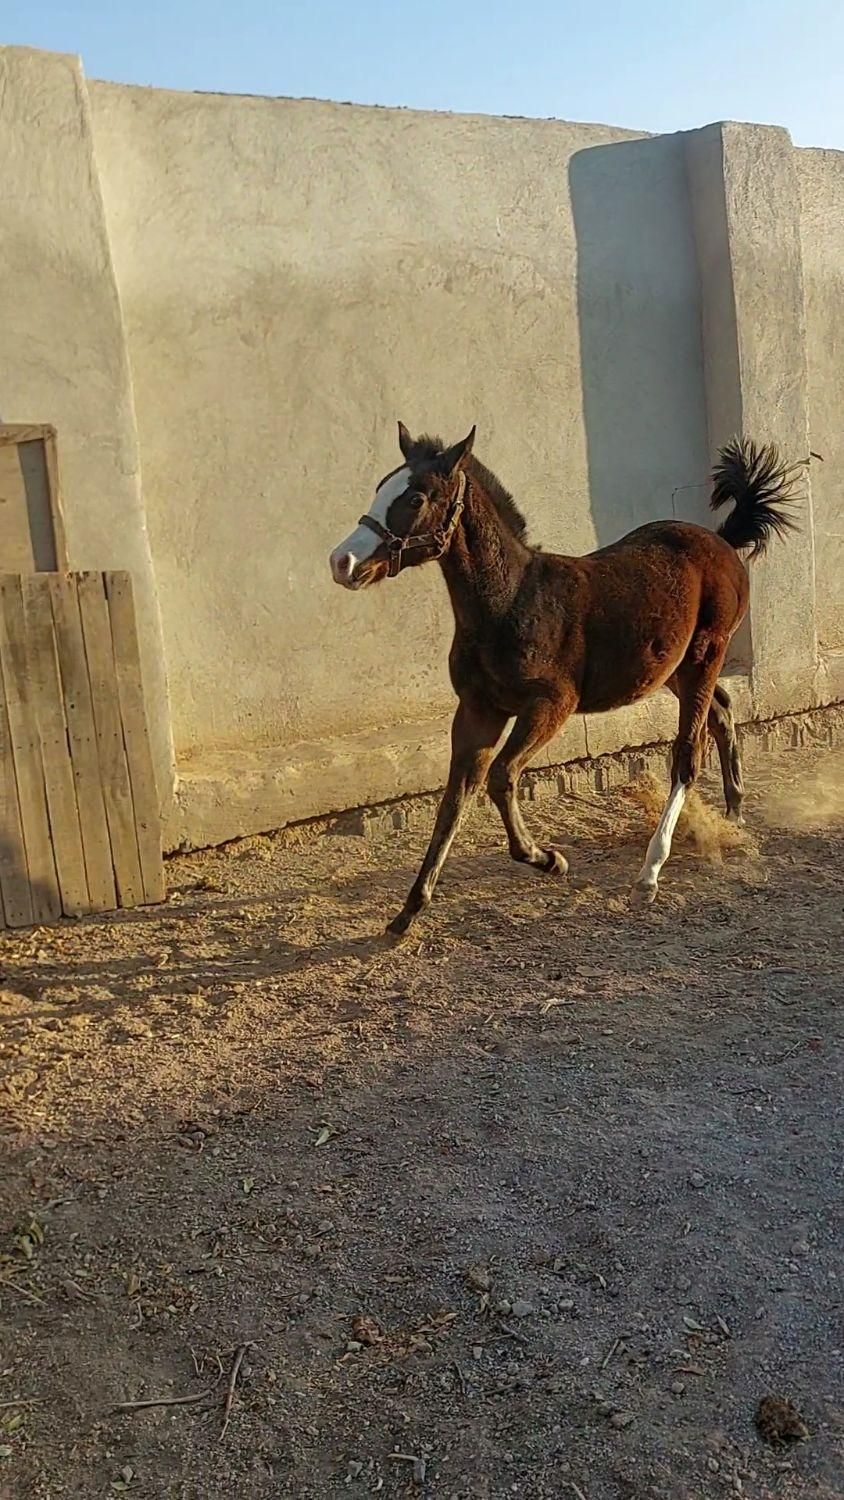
top-left (1, 742), bottom-right (842, 1500)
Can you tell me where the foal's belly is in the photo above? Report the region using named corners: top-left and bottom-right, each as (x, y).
top-left (576, 627), bottom-right (690, 714)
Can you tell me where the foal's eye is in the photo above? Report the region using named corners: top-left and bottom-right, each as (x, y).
top-left (409, 493), bottom-right (424, 510)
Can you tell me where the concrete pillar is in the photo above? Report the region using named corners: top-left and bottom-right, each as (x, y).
top-left (684, 123), bottom-right (818, 716)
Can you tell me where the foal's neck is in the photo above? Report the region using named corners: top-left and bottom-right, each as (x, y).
top-left (438, 474), bottom-right (530, 626)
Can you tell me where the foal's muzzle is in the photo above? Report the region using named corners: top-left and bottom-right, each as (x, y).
top-left (330, 549), bottom-right (358, 586)
top-left (329, 547), bottom-right (380, 589)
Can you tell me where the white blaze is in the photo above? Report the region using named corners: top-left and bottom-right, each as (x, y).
top-left (329, 466), bottom-right (410, 584)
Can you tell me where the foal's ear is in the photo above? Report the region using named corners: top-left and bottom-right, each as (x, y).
top-left (440, 426), bottom-right (476, 477)
top-left (397, 421), bottom-right (415, 460)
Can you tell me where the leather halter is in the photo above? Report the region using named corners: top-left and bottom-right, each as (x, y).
top-left (358, 471), bottom-right (467, 578)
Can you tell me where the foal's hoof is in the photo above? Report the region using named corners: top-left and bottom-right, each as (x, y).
top-left (631, 879), bottom-right (658, 908)
top-left (726, 808), bottom-right (746, 827)
top-left (386, 909), bottom-right (416, 938)
top-left (542, 848), bottom-right (569, 877)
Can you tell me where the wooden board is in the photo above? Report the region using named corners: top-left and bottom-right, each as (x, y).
top-left (0, 577), bottom-right (61, 922)
top-left (48, 574), bottom-right (116, 913)
top-left (77, 572), bottom-right (144, 907)
top-left (0, 426), bottom-right (67, 572)
top-left (105, 572), bottom-right (165, 906)
top-left (0, 571), bottom-right (164, 928)
top-left (0, 660), bottom-right (34, 928)
top-left (22, 576), bottom-right (90, 918)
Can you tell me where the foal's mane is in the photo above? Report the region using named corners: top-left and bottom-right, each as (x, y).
top-left (413, 434), bottom-right (529, 543)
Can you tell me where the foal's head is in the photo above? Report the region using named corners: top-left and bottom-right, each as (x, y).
top-left (329, 424), bottom-right (475, 590)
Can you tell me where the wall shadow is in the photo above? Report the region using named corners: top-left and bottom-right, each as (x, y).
top-left (569, 135), bottom-right (712, 548)
top-left (0, 831), bottom-right (61, 934)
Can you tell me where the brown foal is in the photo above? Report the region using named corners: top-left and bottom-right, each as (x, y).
top-left (329, 425), bottom-right (799, 933)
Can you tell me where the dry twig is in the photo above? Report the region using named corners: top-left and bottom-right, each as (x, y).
top-left (564, 1483), bottom-right (589, 1500)
top-left (112, 1389), bottom-right (214, 1413)
top-left (497, 1321), bottom-right (529, 1346)
top-left (601, 1336), bottom-right (623, 1370)
top-left (0, 1278), bottom-right (45, 1306)
top-left (220, 1341), bottom-right (254, 1441)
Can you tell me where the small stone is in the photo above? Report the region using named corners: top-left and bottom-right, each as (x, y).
top-left (510, 1298), bottom-right (534, 1319)
top-left (472, 1345), bottom-right (483, 1361)
top-left (689, 1171), bottom-right (706, 1189)
top-left (707, 1457), bottom-right (720, 1473)
top-left (671, 1380), bottom-right (686, 1396)
top-left (610, 1410), bottom-right (636, 1429)
top-left (558, 1298), bottom-right (575, 1312)
top-left (466, 1265), bottom-right (491, 1292)
top-left (790, 1240), bottom-right (810, 1256)
top-left (495, 1298), bottom-right (512, 1316)
top-left (755, 1394), bottom-right (810, 1444)
top-left (347, 1461), bottom-right (364, 1480)
top-left (345, 1340), bottom-right (362, 1353)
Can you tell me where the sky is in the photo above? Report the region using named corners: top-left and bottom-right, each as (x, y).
top-left (3, 0), bottom-right (844, 150)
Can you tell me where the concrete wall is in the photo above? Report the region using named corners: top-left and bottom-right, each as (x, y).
top-left (798, 147), bottom-right (844, 693)
top-left (0, 48), bottom-right (175, 810)
top-left (1, 46), bottom-right (840, 847)
top-left (87, 86), bottom-right (714, 766)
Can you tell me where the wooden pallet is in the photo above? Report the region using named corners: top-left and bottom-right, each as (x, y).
top-left (0, 571), bottom-right (165, 928)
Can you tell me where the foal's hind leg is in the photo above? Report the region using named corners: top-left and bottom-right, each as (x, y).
top-left (487, 696), bottom-right (575, 876)
top-left (709, 683), bottom-right (745, 823)
top-left (666, 677), bottom-right (745, 823)
top-left (634, 652), bottom-right (727, 904)
top-left (387, 700), bottom-right (506, 936)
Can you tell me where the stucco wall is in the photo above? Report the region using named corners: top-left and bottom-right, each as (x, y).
top-left (3, 46), bottom-right (840, 848)
top-left (0, 48), bottom-right (175, 807)
top-left (798, 147), bottom-right (844, 675)
top-left (88, 84), bottom-right (711, 763)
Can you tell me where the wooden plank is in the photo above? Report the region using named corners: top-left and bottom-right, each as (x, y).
top-left (0, 577), bottom-right (61, 923)
top-left (41, 430), bottom-right (68, 571)
top-left (0, 653), bottom-right (34, 928)
top-left (105, 572), bottom-right (165, 905)
top-left (21, 576), bottom-right (90, 918)
top-left (0, 424), bottom-right (55, 447)
top-left (48, 574), bottom-right (116, 912)
top-left (77, 572), bottom-right (144, 907)
top-left (0, 442), bottom-right (39, 571)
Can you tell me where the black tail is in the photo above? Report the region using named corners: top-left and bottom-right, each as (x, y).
top-left (710, 437), bottom-right (801, 559)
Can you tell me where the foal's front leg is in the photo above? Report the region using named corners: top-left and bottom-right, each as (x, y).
top-left (387, 701), bottom-right (506, 936)
top-left (487, 696), bottom-right (575, 875)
